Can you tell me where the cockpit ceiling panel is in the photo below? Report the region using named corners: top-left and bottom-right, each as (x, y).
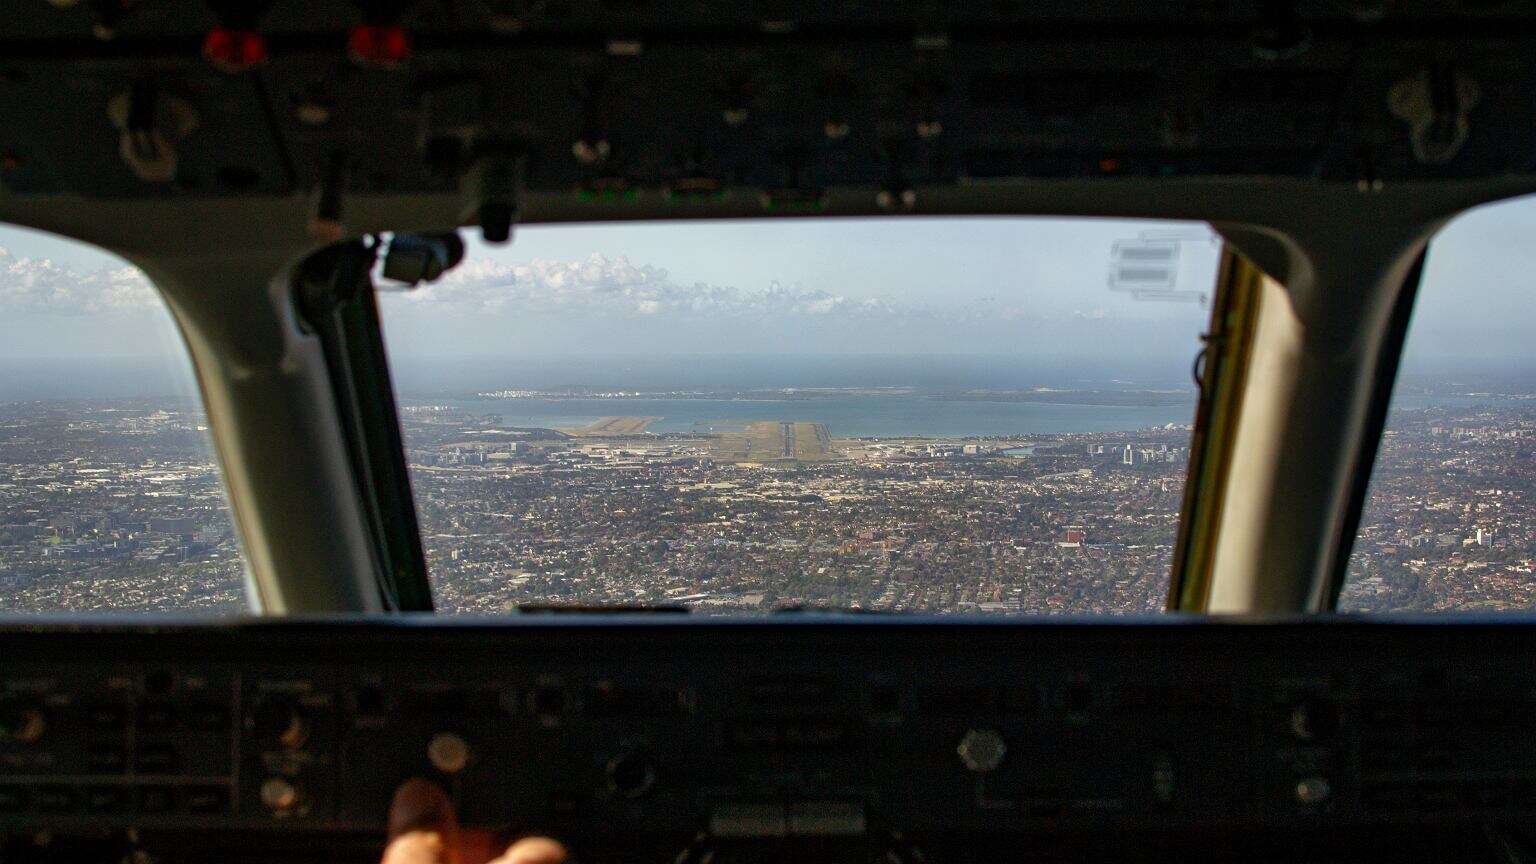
top-left (1, 2), bottom-right (1534, 204)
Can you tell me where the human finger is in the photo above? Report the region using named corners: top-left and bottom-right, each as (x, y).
top-left (490, 836), bottom-right (568, 864)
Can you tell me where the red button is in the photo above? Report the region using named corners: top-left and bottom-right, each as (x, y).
top-left (203, 28), bottom-right (267, 73)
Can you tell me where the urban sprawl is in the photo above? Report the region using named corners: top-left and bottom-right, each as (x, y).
top-left (0, 394), bottom-right (1530, 615)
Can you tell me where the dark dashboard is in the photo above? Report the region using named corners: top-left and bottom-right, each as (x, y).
top-left (2, 617), bottom-right (1535, 862)
top-left (4, 1), bottom-right (1536, 219)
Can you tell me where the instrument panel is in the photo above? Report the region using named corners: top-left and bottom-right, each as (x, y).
top-left (4, 1), bottom-right (1536, 213)
top-left (0, 617), bottom-right (1533, 862)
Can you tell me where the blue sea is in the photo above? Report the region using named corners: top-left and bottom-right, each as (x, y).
top-left (1, 353), bottom-right (1528, 440)
top-left (394, 353), bottom-right (1536, 439)
top-left (445, 395), bottom-right (1194, 438)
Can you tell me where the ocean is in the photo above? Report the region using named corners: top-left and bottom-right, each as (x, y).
top-left (0, 352), bottom-right (1527, 441)
top-left (441, 395), bottom-right (1195, 438)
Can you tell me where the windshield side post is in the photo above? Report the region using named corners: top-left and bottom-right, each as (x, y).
top-left (131, 251), bottom-right (392, 614)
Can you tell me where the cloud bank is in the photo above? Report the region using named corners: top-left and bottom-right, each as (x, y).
top-left (0, 243), bottom-right (1206, 369)
top-left (0, 247), bottom-right (157, 316)
top-left (386, 252), bottom-right (1130, 324)
top-left (0, 246), bottom-right (1134, 327)
top-left (0, 248), bottom-right (936, 320)
top-left (392, 253), bottom-right (918, 320)
top-left (370, 252), bottom-right (1211, 361)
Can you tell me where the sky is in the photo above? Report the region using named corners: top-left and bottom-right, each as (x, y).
top-left (0, 216), bottom-right (1218, 361)
top-left (0, 197), bottom-right (1532, 395)
top-left (375, 217), bottom-right (1218, 369)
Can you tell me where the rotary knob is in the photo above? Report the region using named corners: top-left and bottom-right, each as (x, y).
top-left (1288, 699), bottom-right (1339, 743)
top-left (606, 752), bottom-right (656, 798)
top-left (957, 729), bottom-right (1006, 773)
top-left (0, 704), bottom-right (46, 744)
top-left (1294, 776), bottom-right (1331, 806)
top-left (260, 777), bottom-right (301, 814)
top-left (427, 733), bottom-right (471, 774)
top-left (253, 698), bottom-right (310, 750)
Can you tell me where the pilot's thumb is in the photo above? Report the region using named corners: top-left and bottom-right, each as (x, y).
top-left (384, 778), bottom-right (460, 864)
top-left (383, 778), bottom-right (567, 864)
top-left (492, 837), bottom-right (569, 864)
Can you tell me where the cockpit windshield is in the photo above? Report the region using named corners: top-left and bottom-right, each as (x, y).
top-left (375, 218), bottom-right (1220, 614)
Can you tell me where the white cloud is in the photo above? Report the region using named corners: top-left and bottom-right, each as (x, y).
top-left (373, 251), bottom-right (1212, 360)
top-left (391, 252), bottom-right (951, 322)
top-left (0, 247), bottom-right (158, 315)
top-left (0, 243), bottom-right (1152, 338)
